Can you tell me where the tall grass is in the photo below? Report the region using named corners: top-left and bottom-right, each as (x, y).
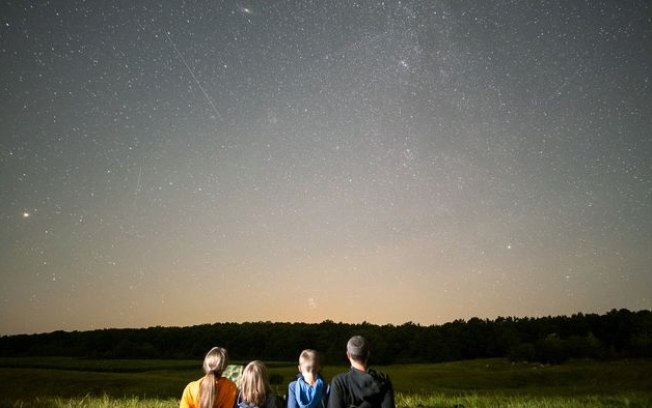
top-left (396, 392), bottom-right (652, 408)
top-left (1, 358), bottom-right (651, 407)
top-left (1, 394), bottom-right (178, 408)
top-left (3, 392), bottom-right (652, 408)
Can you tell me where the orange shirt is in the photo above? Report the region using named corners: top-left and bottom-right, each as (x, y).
top-left (180, 376), bottom-right (238, 408)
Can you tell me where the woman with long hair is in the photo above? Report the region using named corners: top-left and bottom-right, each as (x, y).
top-left (236, 360), bottom-right (277, 408)
top-left (180, 346), bottom-right (238, 408)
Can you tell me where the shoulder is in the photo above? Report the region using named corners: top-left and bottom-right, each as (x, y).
top-left (368, 368), bottom-right (390, 380)
top-left (216, 377), bottom-right (238, 398)
top-left (184, 378), bottom-right (202, 392)
top-left (330, 370), bottom-right (352, 386)
top-left (367, 368), bottom-right (393, 390)
top-left (264, 393), bottom-right (279, 408)
top-left (367, 368), bottom-right (389, 378)
top-left (217, 377), bottom-right (237, 388)
top-left (330, 371), bottom-right (346, 381)
top-left (181, 378), bottom-right (202, 402)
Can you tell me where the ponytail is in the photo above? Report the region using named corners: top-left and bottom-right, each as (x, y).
top-left (199, 372), bottom-right (217, 408)
top-left (198, 347), bottom-right (228, 408)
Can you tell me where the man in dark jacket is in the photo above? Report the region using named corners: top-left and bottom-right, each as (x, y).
top-left (327, 335), bottom-right (395, 408)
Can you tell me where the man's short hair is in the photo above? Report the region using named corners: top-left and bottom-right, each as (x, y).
top-left (347, 335), bottom-right (370, 362)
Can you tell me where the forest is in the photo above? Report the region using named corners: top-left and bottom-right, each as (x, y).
top-left (1, 309), bottom-right (650, 365)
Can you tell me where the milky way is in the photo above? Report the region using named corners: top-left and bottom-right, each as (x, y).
top-left (1, 1), bottom-right (651, 335)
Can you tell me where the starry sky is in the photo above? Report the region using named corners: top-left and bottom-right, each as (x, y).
top-left (1, 1), bottom-right (651, 336)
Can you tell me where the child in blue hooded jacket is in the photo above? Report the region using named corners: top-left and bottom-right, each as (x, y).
top-left (287, 349), bottom-right (329, 408)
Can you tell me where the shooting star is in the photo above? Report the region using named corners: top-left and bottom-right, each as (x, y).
top-left (164, 31), bottom-right (223, 121)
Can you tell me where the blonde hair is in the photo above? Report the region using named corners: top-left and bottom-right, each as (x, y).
top-left (299, 349), bottom-right (320, 373)
top-left (199, 347), bottom-right (229, 408)
top-left (240, 360), bottom-right (272, 407)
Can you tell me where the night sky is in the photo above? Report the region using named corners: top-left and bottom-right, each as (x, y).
top-left (1, 1), bottom-right (651, 336)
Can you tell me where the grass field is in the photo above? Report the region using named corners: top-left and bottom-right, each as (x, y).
top-left (1, 357), bottom-right (651, 407)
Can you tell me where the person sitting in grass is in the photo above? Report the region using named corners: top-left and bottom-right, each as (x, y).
top-left (180, 346), bottom-right (238, 408)
top-left (287, 349), bottom-right (329, 408)
top-left (236, 360), bottom-right (278, 408)
top-left (327, 335), bottom-right (395, 408)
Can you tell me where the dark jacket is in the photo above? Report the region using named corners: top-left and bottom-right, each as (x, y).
top-left (235, 393), bottom-right (277, 408)
top-left (327, 367), bottom-right (394, 408)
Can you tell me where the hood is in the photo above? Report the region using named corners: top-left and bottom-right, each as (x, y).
top-left (348, 368), bottom-right (391, 403)
top-left (294, 375), bottom-right (325, 408)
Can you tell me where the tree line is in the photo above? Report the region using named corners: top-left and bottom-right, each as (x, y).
top-left (1, 308), bottom-right (650, 365)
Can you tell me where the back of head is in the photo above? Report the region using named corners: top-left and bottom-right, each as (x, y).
top-left (347, 335), bottom-right (370, 364)
top-left (240, 360), bottom-right (271, 407)
top-left (299, 349), bottom-right (320, 373)
top-left (199, 347), bottom-right (229, 408)
top-left (203, 347), bottom-right (229, 376)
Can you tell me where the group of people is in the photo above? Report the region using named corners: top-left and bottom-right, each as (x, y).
top-left (179, 335), bottom-right (395, 408)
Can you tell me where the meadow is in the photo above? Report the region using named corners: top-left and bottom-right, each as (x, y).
top-left (0, 357), bottom-right (651, 407)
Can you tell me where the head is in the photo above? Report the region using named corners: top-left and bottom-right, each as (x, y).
top-left (346, 335), bottom-right (370, 365)
top-left (298, 349), bottom-right (321, 375)
top-left (199, 347), bottom-right (229, 408)
top-left (202, 346), bottom-right (229, 376)
top-left (240, 360), bottom-right (272, 407)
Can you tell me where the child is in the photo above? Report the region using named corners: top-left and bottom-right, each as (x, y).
top-left (287, 349), bottom-right (328, 408)
top-left (179, 346), bottom-right (238, 408)
top-left (236, 360), bottom-right (278, 408)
